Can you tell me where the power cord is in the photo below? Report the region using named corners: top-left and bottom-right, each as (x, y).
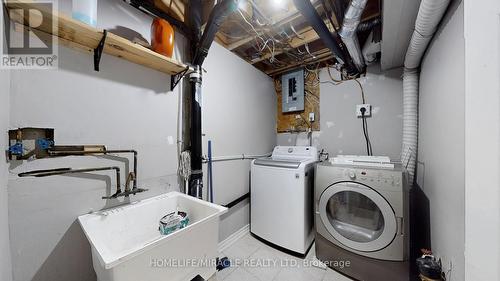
top-left (360, 107), bottom-right (373, 156)
top-left (322, 66), bottom-right (374, 156)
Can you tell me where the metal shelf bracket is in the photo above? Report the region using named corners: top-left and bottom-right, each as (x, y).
top-left (94, 30), bottom-right (107, 71)
top-left (170, 66), bottom-right (191, 91)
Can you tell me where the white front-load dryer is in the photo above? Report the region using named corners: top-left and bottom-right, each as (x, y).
top-left (315, 161), bottom-right (410, 281)
top-left (251, 146), bottom-right (318, 255)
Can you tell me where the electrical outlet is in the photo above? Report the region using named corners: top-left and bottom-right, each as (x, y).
top-left (309, 112), bottom-right (315, 122)
top-left (356, 104), bottom-right (372, 117)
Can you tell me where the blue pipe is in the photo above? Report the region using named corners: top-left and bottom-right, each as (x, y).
top-left (208, 140), bottom-right (214, 203)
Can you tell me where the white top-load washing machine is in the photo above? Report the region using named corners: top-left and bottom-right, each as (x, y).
top-left (251, 146), bottom-right (318, 255)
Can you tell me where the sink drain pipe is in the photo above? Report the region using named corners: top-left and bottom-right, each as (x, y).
top-left (402, 0), bottom-right (451, 183)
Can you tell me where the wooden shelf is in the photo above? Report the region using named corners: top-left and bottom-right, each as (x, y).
top-left (5, 0), bottom-right (189, 75)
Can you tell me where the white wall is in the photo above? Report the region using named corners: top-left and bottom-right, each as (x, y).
top-left (202, 43), bottom-right (276, 241)
top-left (6, 1), bottom-right (276, 281)
top-left (464, 0), bottom-right (500, 280)
top-left (8, 45), bottom-right (180, 281)
top-left (1, 7), bottom-right (13, 280)
top-left (417, 2), bottom-right (464, 280)
top-left (7, 3), bottom-right (182, 281)
top-left (381, 0), bottom-right (421, 70)
top-left (277, 64), bottom-right (403, 160)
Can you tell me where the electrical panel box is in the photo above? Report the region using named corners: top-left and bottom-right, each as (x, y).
top-left (281, 69), bottom-right (304, 113)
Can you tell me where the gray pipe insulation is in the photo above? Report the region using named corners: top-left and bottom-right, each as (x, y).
top-left (293, 0), bottom-right (359, 76)
top-left (402, 0), bottom-right (451, 183)
top-left (192, 0), bottom-right (239, 66)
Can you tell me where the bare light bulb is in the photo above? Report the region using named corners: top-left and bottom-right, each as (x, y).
top-left (237, 0), bottom-right (247, 10)
top-left (272, 0), bottom-right (285, 9)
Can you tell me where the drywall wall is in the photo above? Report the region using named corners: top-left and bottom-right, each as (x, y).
top-left (381, 0), bottom-right (421, 70)
top-left (1, 8), bottom-right (13, 280)
top-left (464, 0), bottom-right (500, 280)
top-left (6, 1), bottom-right (276, 280)
top-left (0, 71), bottom-right (13, 281)
top-left (8, 45), bottom-right (181, 281)
top-left (278, 64), bottom-right (403, 160)
top-left (6, 1), bottom-right (182, 281)
top-left (202, 43), bottom-right (276, 241)
top-left (417, 2), bottom-right (464, 280)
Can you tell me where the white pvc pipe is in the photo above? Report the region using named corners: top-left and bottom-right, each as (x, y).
top-left (402, 0), bottom-right (450, 183)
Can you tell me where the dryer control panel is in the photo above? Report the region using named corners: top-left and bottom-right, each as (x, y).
top-left (343, 168), bottom-right (403, 189)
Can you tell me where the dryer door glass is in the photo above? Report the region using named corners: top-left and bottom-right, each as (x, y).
top-left (318, 182), bottom-right (398, 252)
top-left (326, 191), bottom-right (384, 243)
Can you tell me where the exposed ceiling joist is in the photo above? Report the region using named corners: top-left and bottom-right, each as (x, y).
top-left (251, 13), bottom-right (379, 65)
top-left (153, 0), bottom-right (185, 22)
top-left (266, 48), bottom-right (334, 76)
top-left (225, 1), bottom-right (325, 51)
top-left (134, 0), bottom-right (381, 77)
top-left (250, 20), bottom-right (336, 64)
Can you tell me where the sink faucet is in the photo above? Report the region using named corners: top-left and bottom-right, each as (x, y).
top-left (46, 148), bottom-right (147, 198)
top-left (18, 166), bottom-right (147, 199)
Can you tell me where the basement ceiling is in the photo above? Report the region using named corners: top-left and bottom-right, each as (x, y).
top-left (143, 0), bottom-right (382, 77)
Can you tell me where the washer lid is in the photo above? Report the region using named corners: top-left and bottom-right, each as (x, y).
top-left (253, 158), bottom-right (301, 169)
top-left (271, 146), bottom-right (318, 161)
top-left (318, 182), bottom-right (397, 252)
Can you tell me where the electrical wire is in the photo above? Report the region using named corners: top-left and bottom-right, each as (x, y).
top-left (355, 78), bottom-right (372, 155)
top-left (290, 24), bottom-right (304, 39)
top-left (237, 8), bottom-right (292, 65)
top-left (326, 65), bottom-right (343, 84)
top-left (238, 9), bottom-right (274, 53)
top-left (322, 65), bottom-right (373, 155)
top-left (362, 115), bottom-right (373, 155)
top-left (354, 78), bottom-right (366, 104)
top-left (361, 112), bottom-right (371, 155)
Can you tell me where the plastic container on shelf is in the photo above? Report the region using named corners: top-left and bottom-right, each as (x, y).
top-left (151, 18), bottom-right (175, 58)
top-left (72, 0), bottom-right (98, 27)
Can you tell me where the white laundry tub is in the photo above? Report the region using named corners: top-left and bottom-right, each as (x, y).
top-left (78, 192), bottom-right (227, 281)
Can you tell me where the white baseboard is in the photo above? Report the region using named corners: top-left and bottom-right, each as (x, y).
top-left (218, 224), bottom-right (250, 252)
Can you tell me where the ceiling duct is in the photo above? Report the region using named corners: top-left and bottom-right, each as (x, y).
top-left (192, 0), bottom-right (239, 66)
top-left (292, 0), bottom-right (358, 76)
top-left (339, 0), bottom-right (368, 72)
top-left (401, 0), bottom-right (451, 183)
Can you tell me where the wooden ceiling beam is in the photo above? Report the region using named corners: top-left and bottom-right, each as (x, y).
top-left (153, 0), bottom-right (185, 22)
top-left (215, 32), bottom-right (230, 47)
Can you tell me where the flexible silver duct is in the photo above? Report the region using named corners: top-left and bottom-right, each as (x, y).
top-left (339, 0), bottom-right (368, 71)
top-left (402, 0), bottom-right (451, 183)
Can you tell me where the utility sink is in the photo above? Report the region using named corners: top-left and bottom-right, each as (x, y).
top-left (78, 192), bottom-right (227, 281)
